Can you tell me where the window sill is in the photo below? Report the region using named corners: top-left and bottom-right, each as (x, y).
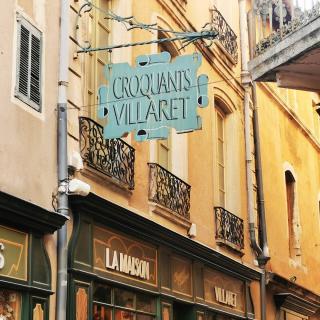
top-left (149, 202), bottom-right (191, 229)
top-left (216, 239), bottom-right (244, 257)
top-left (80, 164), bottom-right (133, 195)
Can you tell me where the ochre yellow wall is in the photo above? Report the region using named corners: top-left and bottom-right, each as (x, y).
top-left (257, 82), bottom-right (320, 294)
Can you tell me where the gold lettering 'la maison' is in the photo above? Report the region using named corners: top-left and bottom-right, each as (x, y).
top-left (214, 286), bottom-right (237, 308)
top-left (105, 248), bottom-right (150, 280)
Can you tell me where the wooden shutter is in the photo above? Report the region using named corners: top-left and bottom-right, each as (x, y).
top-left (16, 17), bottom-right (41, 111)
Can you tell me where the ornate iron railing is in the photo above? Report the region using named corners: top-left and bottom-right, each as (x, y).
top-left (148, 163), bottom-right (191, 219)
top-left (254, 0), bottom-right (320, 55)
top-left (210, 7), bottom-right (238, 63)
top-left (79, 117), bottom-right (135, 189)
top-left (214, 207), bottom-right (244, 250)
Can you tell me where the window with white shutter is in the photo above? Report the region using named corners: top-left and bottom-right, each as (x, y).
top-left (15, 16), bottom-right (42, 111)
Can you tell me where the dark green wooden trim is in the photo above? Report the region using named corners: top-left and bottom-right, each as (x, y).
top-left (0, 278), bottom-right (53, 295)
top-left (0, 191), bottom-right (68, 234)
top-left (69, 193), bottom-right (262, 282)
top-left (30, 234), bottom-right (51, 289)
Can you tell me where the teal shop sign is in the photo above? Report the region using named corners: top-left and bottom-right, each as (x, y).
top-left (98, 52), bottom-right (208, 141)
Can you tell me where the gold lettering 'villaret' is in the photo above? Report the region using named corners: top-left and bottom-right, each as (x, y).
top-left (214, 286), bottom-right (237, 308)
top-left (105, 248), bottom-right (150, 280)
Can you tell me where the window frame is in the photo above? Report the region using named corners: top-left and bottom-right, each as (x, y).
top-left (15, 15), bottom-right (42, 112)
top-left (216, 107), bottom-right (226, 208)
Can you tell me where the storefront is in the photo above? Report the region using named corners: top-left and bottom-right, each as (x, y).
top-left (69, 193), bottom-right (261, 320)
top-left (0, 191), bottom-right (67, 320)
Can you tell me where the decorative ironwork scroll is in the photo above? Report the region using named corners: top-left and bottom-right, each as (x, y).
top-left (75, 0), bottom-right (218, 53)
top-left (214, 207), bottom-right (244, 250)
top-left (148, 163), bottom-right (191, 219)
top-left (79, 117), bottom-right (135, 190)
top-left (209, 7), bottom-right (238, 63)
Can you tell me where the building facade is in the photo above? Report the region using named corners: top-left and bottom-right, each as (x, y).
top-left (1, 0), bottom-right (320, 319)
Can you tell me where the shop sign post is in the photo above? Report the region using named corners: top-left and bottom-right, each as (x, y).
top-left (98, 51), bottom-right (209, 141)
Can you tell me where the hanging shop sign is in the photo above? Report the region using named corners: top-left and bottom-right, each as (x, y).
top-left (0, 225), bottom-right (28, 281)
top-left (204, 268), bottom-right (245, 313)
top-left (93, 226), bottom-right (157, 286)
top-left (98, 51), bottom-right (209, 141)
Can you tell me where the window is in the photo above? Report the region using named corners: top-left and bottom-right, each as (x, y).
top-left (156, 31), bottom-right (178, 172)
top-left (217, 109), bottom-right (226, 208)
top-left (93, 284), bottom-right (156, 320)
top-left (86, 0), bottom-right (111, 122)
top-left (0, 290), bottom-right (21, 319)
top-left (15, 16), bottom-right (42, 111)
top-left (285, 170), bottom-right (295, 258)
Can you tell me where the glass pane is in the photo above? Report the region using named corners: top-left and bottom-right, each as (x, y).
top-left (93, 284), bottom-right (112, 304)
top-left (115, 309), bottom-right (135, 320)
top-left (218, 140), bottom-right (224, 164)
top-left (219, 190), bottom-right (225, 208)
top-left (217, 114), bottom-right (224, 139)
top-left (136, 314), bottom-right (155, 320)
top-left (0, 290), bottom-right (21, 320)
top-left (114, 289), bottom-right (134, 309)
top-left (219, 165), bottom-right (225, 190)
top-left (93, 304), bottom-right (112, 320)
top-left (136, 293), bottom-right (156, 313)
top-left (158, 144), bottom-right (169, 169)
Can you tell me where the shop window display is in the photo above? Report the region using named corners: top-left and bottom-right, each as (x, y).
top-left (93, 284), bottom-right (156, 320)
top-left (0, 290), bottom-right (21, 320)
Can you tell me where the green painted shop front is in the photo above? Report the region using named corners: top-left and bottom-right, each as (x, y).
top-left (69, 194), bottom-right (261, 320)
top-left (0, 191), bottom-right (67, 320)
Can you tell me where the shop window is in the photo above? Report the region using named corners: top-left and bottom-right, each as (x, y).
top-left (0, 290), bottom-right (21, 320)
top-left (280, 309), bottom-right (306, 320)
top-left (93, 284), bottom-right (156, 320)
top-left (15, 16), bottom-right (42, 111)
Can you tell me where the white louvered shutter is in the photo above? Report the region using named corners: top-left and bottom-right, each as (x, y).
top-left (16, 17), bottom-right (42, 111)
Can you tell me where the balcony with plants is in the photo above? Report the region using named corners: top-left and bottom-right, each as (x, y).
top-left (249, 0), bottom-right (320, 91)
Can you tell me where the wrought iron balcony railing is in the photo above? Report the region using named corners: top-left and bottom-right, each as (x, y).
top-left (214, 207), bottom-right (244, 250)
top-left (79, 117), bottom-right (135, 190)
top-left (254, 0), bottom-right (320, 55)
top-left (148, 163), bottom-right (191, 220)
top-left (210, 7), bottom-right (238, 63)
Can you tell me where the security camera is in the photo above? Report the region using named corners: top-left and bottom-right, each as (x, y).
top-left (68, 178), bottom-right (90, 196)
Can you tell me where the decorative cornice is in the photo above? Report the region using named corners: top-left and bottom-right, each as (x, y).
top-left (274, 293), bottom-right (320, 316)
top-left (69, 192), bottom-right (262, 281)
top-left (0, 191), bottom-right (68, 234)
top-left (268, 272), bottom-right (320, 316)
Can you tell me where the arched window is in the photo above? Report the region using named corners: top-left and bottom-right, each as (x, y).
top-left (285, 170), bottom-right (295, 257)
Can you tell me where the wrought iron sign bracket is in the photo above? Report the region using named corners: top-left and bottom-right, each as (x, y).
top-left (75, 0), bottom-right (219, 53)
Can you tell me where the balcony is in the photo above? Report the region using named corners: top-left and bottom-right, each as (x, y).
top-left (79, 117), bottom-right (135, 190)
top-left (210, 6), bottom-right (238, 64)
top-left (214, 207), bottom-right (244, 252)
top-left (249, 0), bottom-right (320, 91)
top-left (148, 163), bottom-right (191, 221)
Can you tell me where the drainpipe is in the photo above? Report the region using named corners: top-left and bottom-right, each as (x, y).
top-left (238, 1), bottom-right (270, 320)
top-left (56, 0), bottom-right (69, 319)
